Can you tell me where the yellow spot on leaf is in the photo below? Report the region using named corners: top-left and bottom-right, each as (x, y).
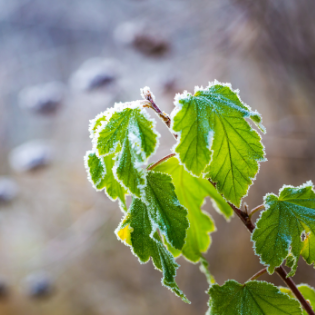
top-left (117, 224), bottom-right (133, 246)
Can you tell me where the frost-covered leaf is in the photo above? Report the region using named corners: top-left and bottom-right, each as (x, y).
top-left (89, 112), bottom-right (108, 137)
top-left (171, 81), bottom-right (266, 207)
top-left (280, 284), bottom-right (315, 315)
top-left (208, 280), bottom-right (302, 315)
top-left (153, 156), bottom-right (232, 262)
top-left (143, 171), bottom-right (189, 250)
top-left (95, 103), bottom-right (159, 197)
top-left (84, 151), bottom-right (127, 209)
top-left (163, 236), bottom-right (181, 258)
top-left (116, 198), bottom-right (189, 303)
top-left (116, 215), bottom-right (132, 246)
top-left (252, 181), bottom-right (315, 275)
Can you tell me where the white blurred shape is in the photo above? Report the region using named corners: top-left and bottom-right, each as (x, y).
top-left (9, 141), bottom-right (53, 172)
top-left (0, 177), bottom-right (18, 202)
top-left (70, 58), bottom-right (120, 91)
top-left (24, 271), bottom-right (54, 298)
top-left (114, 22), bottom-right (169, 56)
top-left (19, 82), bottom-right (65, 115)
top-left (114, 22), bottom-right (141, 45)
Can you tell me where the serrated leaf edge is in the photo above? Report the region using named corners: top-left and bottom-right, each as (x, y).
top-left (83, 150), bottom-right (127, 212)
top-left (89, 111), bottom-right (108, 139)
top-left (83, 150), bottom-right (105, 189)
top-left (114, 211), bottom-right (190, 303)
top-left (89, 99), bottom-right (161, 197)
top-left (140, 170), bottom-right (190, 250)
top-left (251, 180), bottom-right (315, 274)
top-left (92, 100), bottom-right (161, 160)
top-left (169, 80), bottom-right (267, 207)
top-left (194, 80), bottom-right (266, 133)
top-left (208, 280), bottom-right (302, 314)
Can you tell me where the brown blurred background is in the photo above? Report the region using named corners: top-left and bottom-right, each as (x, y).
top-left (0, 0), bottom-right (315, 314)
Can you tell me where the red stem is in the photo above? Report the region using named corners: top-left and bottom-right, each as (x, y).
top-left (249, 267), bottom-right (267, 281)
top-left (148, 153), bottom-right (175, 170)
top-left (276, 266), bottom-right (314, 315)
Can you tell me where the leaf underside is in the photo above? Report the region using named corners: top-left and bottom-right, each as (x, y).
top-left (252, 182), bottom-right (315, 275)
top-left (208, 280), bottom-right (302, 315)
top-left (153, 156), bottom-right (232, 262)
top-left (171, 82), bottom-right (265, 207)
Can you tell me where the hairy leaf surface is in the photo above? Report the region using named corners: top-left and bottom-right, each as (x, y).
top-left (171, 82), bottom-right (265, 207)
top-left (153, 156), bottom-right (232, 262)
top-left (143, 170), bottom-right (189, 250)
top-left (280, 284), bottom-right (315, 315)
top-left (84, 151), bottom-right (127, 209)
top-left (208, 280), bottom-right (302, 315)
top-left (116, 198), bottom-right (189, 303)
top-left (95, 103), bottom-right (159, 196)
top-left (252, 182), bottom-right (315, 275)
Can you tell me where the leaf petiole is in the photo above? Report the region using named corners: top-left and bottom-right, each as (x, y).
top-left (249, 267), bottom-right (267, 281)
top-left (248, 204), bottom-right (265, 219)
top-left (147, 153), bottom-right (175, 171)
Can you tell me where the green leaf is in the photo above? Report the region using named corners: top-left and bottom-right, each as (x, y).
top-left (116, 214), bottom-right (132, 246)
top-left (153, 156), bottom-right (232, 262)
top-left (200, 256), bottom-right (216, 285)
top-left (143, 170), bottom-right (189, 250)
top-left (208, 280), bottom-right (302, 315)
top-left (89, 111), bottom-right (108, 137)
top-left (171, 81), bottom-right (266, 207)
top-left (162, 236), bottom-right (182, 258)
top-left (252, 181), bottom-right (315, 275)
top-left (95, 103), bottom-right (159, 197)
top-left (299, 285), bottom-right (315, 311)
top-left (280, 284), bottom-right (315, 315)
top-left (84, 151), bottom-right (127, 210)
top-left (116, 198), bottom-right (190, 303)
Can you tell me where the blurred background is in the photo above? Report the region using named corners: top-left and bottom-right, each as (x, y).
top-left (0, 0), bottom-right (315, 314)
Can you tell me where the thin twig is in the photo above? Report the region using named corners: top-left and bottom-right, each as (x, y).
top-left (276, 266), bottom-right (314, 315)
top-left (141, 87), bottom-right (177, 138)
top-left (145, 95), bottom-right (314, 315)
top-left (148, 153), bottom-right (175, 171)
top-left (208, 179), bottom-right (256, 232)
top-left (144, 95), bottom-right (171, 127)
top-left (249, 268), bottom-right (267, 281)
top-left (227, 200), bottom-right (256, 233)
top-left (248, 204), bottom-right (265, 219)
